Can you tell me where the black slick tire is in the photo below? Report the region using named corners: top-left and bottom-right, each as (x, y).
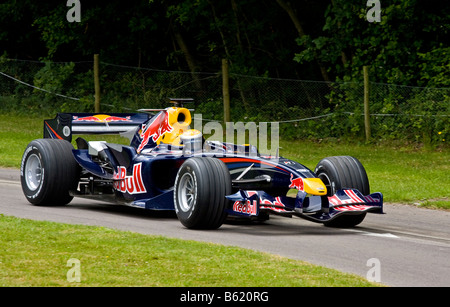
top-left (314, 156), bottom-right (370, 227)
top-left (174, 157), bottom-right (231, 229)
top-left (314, 156), bottom-right (370, 196)
top-left (21, 139), bottom-right (80, 206)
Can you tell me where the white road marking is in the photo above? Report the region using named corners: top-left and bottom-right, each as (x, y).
top-left (0, 179), bottom-right (20, 186)
top-left (343, 228), bottom-right (399, 239)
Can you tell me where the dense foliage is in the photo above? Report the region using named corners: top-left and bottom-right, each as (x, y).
top-left (0, 0), bottom-right (448, 145)
top-left (1, 0), bottom-right (448, 85)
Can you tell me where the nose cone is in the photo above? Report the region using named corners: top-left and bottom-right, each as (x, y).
top-left (303, 178), bottom-right (327, 196)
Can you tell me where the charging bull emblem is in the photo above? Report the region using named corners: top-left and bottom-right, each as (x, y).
top-left (289, 173), bottom-right (304, 191)
top-left (73, 114), bottom-right (131, 122)
top-left (137, 111), bottom-right (173, 153)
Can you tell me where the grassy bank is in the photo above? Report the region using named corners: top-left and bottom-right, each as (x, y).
top-left (0, 215), bottom-right (378, 287)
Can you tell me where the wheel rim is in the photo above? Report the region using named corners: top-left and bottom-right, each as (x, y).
top-left (318, 172), bottom-right (333, 196)
top-left (25, 154), bottom-right (43, 191)
top-left (177, 172), bottom-right (196, 212)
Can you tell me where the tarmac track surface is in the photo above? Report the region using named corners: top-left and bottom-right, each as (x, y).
top-left (1, 168), bottom-right (449, 287)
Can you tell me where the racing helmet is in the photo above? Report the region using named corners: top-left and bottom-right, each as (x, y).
top-left (180, 129), bottom-right (203, 153)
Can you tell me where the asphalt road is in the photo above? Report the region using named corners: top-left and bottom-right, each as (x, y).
top-left (1, 168), bottom-right (449, 287)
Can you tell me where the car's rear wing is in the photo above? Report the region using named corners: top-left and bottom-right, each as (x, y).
top-left (43, 113), bottom-right (150, 142)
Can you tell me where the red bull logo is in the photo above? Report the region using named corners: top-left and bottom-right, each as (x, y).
top-left (233, 200), bottom-right (258, 215)
top-left (232, 191), bottom-right (288, 215)
top-left (113, 163), bottom-right (147, 195)
top-left (73, 114), bottom-right (131, 122)
top-left (289, 173), bottom-right (304, 191)
top-left (232, 191), bottom-right (258, 215)
top-left (137, 111), bottom-right (173, 153)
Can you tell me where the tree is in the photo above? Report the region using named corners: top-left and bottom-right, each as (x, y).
top-left (275, 0), bottom-right (330, 81)
top-left (294, 0), bottom-right (450, 86)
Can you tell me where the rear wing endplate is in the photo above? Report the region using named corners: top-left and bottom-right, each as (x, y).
top-left (43, 113), bottom-right (150, 142)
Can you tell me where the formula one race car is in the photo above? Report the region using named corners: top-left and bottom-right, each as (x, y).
top-left (21, 99), bottom-right (383, 229)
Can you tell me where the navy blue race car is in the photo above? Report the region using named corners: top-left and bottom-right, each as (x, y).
top-left (21, 100), bottom-right (383, 229)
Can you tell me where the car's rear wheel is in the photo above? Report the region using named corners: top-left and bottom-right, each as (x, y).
top-left (174, 157), bottom-right (230, 229)
top-left (21, 139), bottom-right (80, 206)
top-left (314, 156), bottom-right (369, 227)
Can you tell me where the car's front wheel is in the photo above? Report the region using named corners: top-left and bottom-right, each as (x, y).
top-left (314, 156), bottom-right (370, 227)
top-left (174, 157), bottom-right (231, 229)
top-left (21, 139), bottom-right (80, 206)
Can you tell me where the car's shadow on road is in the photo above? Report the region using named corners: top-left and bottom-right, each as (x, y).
top-left (65, 201), bottom-right (359, 238)
top-left (67, 201), bottom-right (177, 219)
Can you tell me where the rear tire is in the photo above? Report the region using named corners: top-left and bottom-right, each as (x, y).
top-left (21, 139), bottom-right (80, 206)
top-left (174, 157), bottom-right (231, 229)
top-left (314, 156), bottom-right (370, 227)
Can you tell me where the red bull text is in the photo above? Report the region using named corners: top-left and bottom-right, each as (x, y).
top-left (233, 200), bottom-right (258, 215)
top-left (113, 163), bottom-right (147, 195)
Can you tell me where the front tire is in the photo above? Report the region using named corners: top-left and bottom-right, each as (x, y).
top-left (314, 156), bottom-right (370, 196)
top-left (314, 156), bottom-right (370, 227)
top-left (174, 157), bottom-right (231, 229)
top-left (21, 139), bottom-right (80, 206)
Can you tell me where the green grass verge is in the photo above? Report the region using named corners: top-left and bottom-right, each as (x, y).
top-left (0, 113), bottom-right (43, 168)
top-left (0, 215), bottom-right (378, 287)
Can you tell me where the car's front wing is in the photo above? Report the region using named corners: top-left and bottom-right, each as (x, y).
top-left (226, 189), bottom-right (383, 223)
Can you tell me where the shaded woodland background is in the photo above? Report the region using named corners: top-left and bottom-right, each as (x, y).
top-left (0, 0), bottom-right (448, 144)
